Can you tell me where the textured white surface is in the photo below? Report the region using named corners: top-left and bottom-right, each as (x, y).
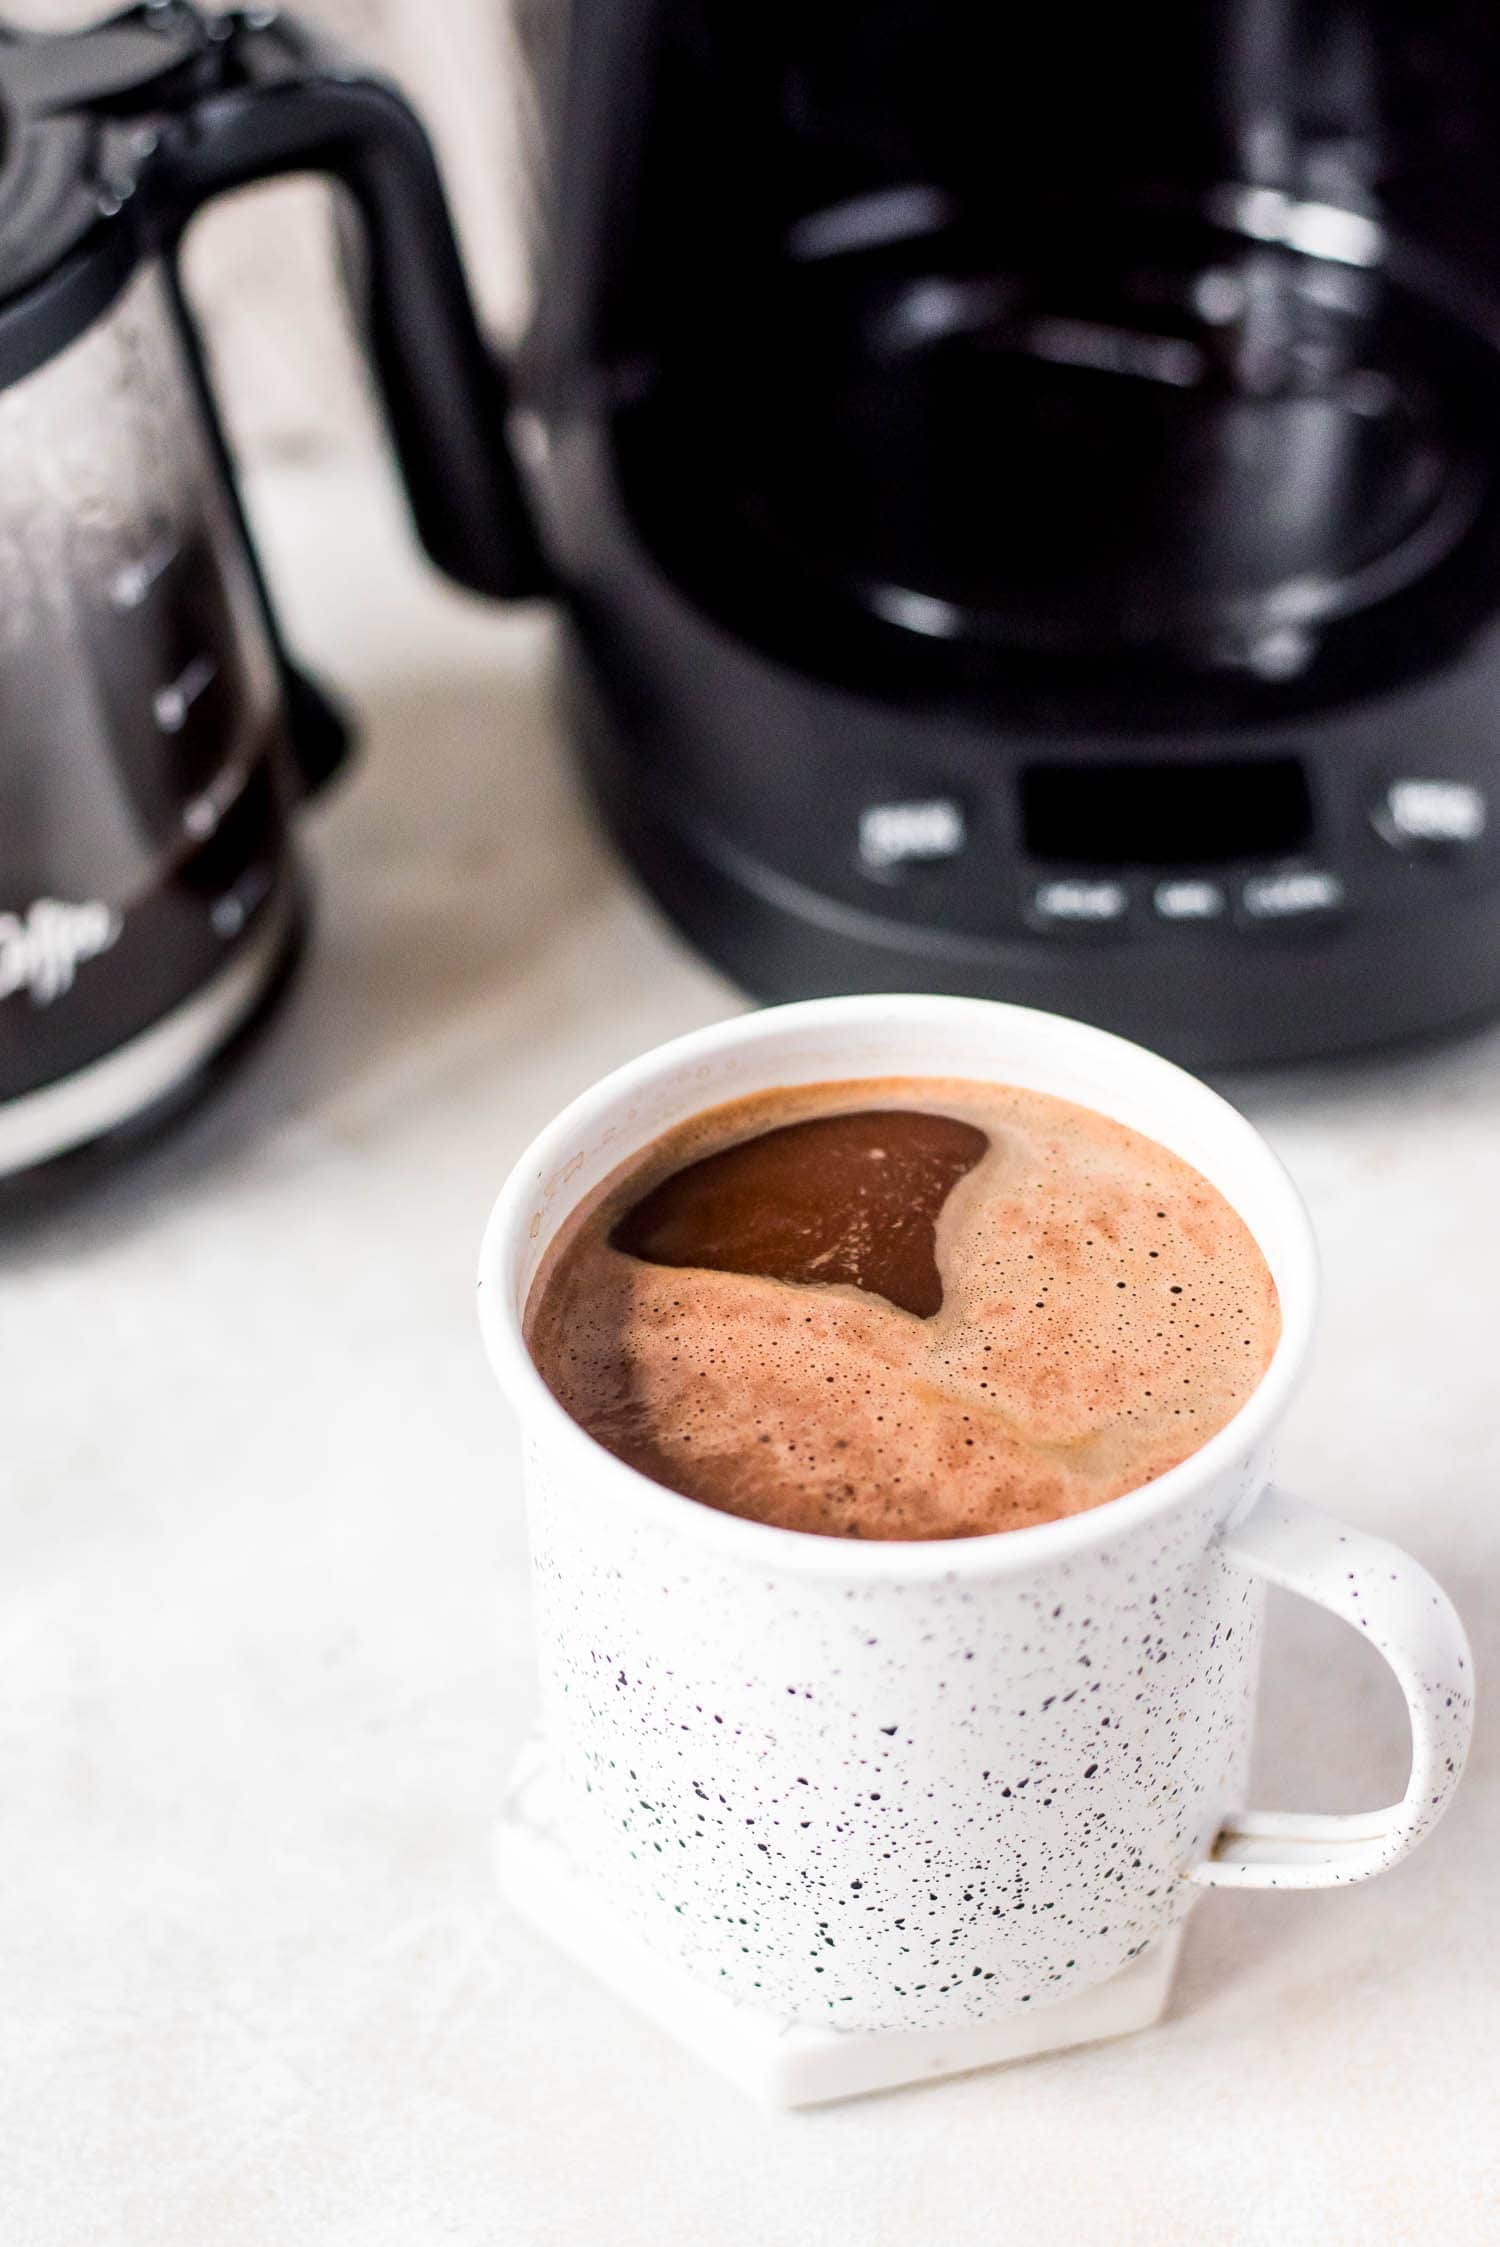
top-left (1, 459), bottom-right (1497, 2244)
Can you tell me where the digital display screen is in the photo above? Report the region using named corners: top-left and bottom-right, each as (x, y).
top-left (1021, 758), bottom-right (1313, 867)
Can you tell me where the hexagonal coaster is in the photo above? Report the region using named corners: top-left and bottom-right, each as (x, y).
top-left (498, 1741), bottom-right (1186, 2107)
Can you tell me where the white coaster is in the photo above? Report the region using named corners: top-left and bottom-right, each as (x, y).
top-left (498, 1742), bottom-right (1186, 2108)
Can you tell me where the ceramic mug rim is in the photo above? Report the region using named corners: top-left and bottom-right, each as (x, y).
top-left (478, 996), bottom-right (1318, 1583)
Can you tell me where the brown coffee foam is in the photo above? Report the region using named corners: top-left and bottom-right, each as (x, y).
top-left (524, 1078), bottom-right (1282, 1540)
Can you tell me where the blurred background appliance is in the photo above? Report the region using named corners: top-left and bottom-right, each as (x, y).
top-left (506, 0), bottom-right (1500, 1065)
top-left (0, 2), bottom-right (536, 1182)
top-left (11, 0), bottom-right (1500, 1197)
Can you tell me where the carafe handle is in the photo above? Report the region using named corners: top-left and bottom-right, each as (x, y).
top-left (153, 6), bottom-right (547, 603)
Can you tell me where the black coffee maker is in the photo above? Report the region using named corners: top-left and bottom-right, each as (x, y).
top-left (13, 1), bottom-right (1500, 1192)
top-left (506, 0), bottom-right (1500, 1066)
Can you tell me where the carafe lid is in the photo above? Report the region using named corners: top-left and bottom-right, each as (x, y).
top-left (0, 4), bottom-right (218, 385)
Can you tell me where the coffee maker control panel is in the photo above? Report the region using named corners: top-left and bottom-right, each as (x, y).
top-left (836, 748), bottom-right (1496, 954)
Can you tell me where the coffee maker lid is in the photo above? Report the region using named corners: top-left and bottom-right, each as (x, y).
top-left (0, 5), bottom-right (212, 386)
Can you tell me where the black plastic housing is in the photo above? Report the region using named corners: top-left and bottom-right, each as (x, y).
top-left (510, 0), bottom-right (1500, 1065)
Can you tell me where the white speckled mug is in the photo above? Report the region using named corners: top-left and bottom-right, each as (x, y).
top-left (479, 998), bottom-right (1472, 2064)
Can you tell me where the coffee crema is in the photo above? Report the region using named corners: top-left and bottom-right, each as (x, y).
top-left (524, 1078), bottom-right (1281, 1540)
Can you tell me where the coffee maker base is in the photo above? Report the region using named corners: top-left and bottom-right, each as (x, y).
top-left (580, 740), bottom-right (1500, 1071)
top-left (497, 1739), bottom-right (1186, 2108)
top-left (0, 881), bottom-right (304, 1191)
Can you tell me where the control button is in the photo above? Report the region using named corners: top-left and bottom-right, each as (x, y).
top-left (1029, 877), bottom-right (1128, 926)
top-left (1241, 867), bottom-right (1345, 920)
top-left (1372, 777), bottom-right (1487, 854)
top-left (1153, 878), bottom-right (1227, 922)
top-left (858, 796), bottom-right (966, 874)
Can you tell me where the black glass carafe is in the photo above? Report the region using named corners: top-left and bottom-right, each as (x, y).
top-left (0, 3), bottom-right (541, 1183)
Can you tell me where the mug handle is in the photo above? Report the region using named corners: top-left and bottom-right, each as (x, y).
top-left (1190, 1486), bottom-right (1474, 1890)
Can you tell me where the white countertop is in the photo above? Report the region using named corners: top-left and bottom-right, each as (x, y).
top-left (3, 460), bottom-right (1496, 2247)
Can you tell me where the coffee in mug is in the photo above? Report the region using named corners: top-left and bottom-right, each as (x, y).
top-left (525, 1078), bottom-right (1281, 1539)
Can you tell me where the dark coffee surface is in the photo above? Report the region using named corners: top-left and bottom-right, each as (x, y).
top-left (526, 1078), bottom-right (1281, 1540)
top-left (613, 1108), bottom-right (988, 1319)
